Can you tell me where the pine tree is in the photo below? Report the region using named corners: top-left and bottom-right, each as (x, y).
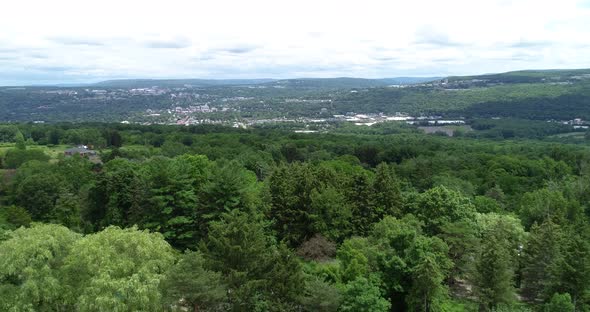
top-left (472, 234), bottom-right (515, 311)
top-left (521, 219), bottom-right (562, 303)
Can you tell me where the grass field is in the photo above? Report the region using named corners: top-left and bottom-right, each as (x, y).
top-left (0, 143), bottom-right (71, 159)
top-left (549, 132), bottom-right (586, 139)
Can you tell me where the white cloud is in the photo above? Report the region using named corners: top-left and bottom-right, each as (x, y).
top-left (0, 0), bottom-right (589, 84)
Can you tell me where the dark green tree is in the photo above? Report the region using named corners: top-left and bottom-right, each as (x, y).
top-left (160, 251), bottom-right (227, 312)
top-left (544, 293), bottom-right (574, 312)
top-left (521, 219), bottom-right (563, 303)
top-left (373, 162), bottom-right (403, 218)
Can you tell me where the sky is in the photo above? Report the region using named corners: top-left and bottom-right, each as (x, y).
top-left (0, 0), bottom-right (589, 85)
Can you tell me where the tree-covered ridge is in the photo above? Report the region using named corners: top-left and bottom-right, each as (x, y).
top-left (333, 80), bottom-right (590, 118)
top-left (1, 123), bottom-right (590, 311)
top-left (1, 69), bottom-right (590, 123)
top-left (448, 68), bottom-right (590, 84)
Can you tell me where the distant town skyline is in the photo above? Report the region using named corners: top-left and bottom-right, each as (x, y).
top-left (1, 0), bottom-right (589, 85)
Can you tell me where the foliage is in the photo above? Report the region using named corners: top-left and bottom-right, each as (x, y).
top-left (160, 251), bottom-right (227, 312)
top-left (0, 224), bottom-right (81, 311)
top-left (339, 276), bottom-right (391, 312)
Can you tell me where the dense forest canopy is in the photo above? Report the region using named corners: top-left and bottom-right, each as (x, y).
top-left (1, 122), bottom-right (590, 311)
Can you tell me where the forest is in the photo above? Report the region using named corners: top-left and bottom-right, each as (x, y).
top-left (1, 122), bottom-right (589, 312)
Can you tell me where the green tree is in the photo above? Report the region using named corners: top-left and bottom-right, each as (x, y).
top-left (267, 163), bottom-right (319, 246)
top-left (160, 251), bottom-right (227, 312)
top-left (373, 162), bottom-right (403, 218)
top-left (63, 226), bottom-right (175, 312)
top-left (521, 219), bottom-right (563, 303)
top-left (141, 155), bottom-right (211, 249)
top-left (472, 230), bottom-right (516, 311)
top-left (14, 130), bottom-right (26, 150)
top-left (414, 186), bottom-right (476, 235)
top-left (337, 237), bottom-right (373, 283)
top-left (0, 224), bottom-right (81, 311)
top-left (346, 171), bottom-right (376, 235)
top-left (547, 233), bottom-right (590, 311)
top-left (405, 236), bottom-right (452, 312)
top-left (1, 205), bottom-right (32, 228)
top-left (203, 209), bottom-right (304, 311)
top-left (439, 220), bottom-right (479, 284)
top-left (309, 186), bottom-right (352, 242)
top-left (198, 160), bottom-right (260, 238)
top-left (3, 149), bottom-right (50, 169)
top-left (544, 293), bottom-right (574, 312)
top-left (300, 278), bottom-right (342, 312)
top-left (339, 277), bottom-right (391, 312)
top-left (518, 189), bottom-right (576, 230)
top-left (14, 171), bottom-right (63, 221)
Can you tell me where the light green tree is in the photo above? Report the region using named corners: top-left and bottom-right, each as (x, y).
top-left (15, 130), bottom-right (26, 150)
top-left (339, 277), bottom-right (391, 312)
top-left (63, 226), bottom-right (176, 311)
top-left (0, 224), bottom-right (81, 311)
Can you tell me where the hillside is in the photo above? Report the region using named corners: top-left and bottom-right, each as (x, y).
top-left (1, 68), bottom-right (590, 122)
top-left (333, 69), bottom-right (590, 119)
top-left (93, 78), bottom-right (277, 88)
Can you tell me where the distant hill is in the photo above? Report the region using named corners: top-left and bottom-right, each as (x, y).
top-left (448, 68), bottom-right (590, 84)
top-left (333, 69), bottom-right (590, 119)
top-left (377, 77), bottom-right (441, 85)
top-left (93, 77), bottom-right (441, 89)
top-left (264, 77), bottom-right (440, 89)
top-left (93, 79), bottom-right (277, 88)
top-left (3, 68), bottom-right (590, 123)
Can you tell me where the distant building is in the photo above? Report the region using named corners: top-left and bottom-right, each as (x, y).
top-left (64, 146), bottom-right (97, 157)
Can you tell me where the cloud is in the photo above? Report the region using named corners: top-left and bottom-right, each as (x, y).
top-left (509, 40), bottom-right (552, 48)
top-left (143, 37), bottom-right (192, 49)
top-left (0, 48), bottom-right (19, 53)
top-left (218, 44), bottom-right (259, 54)
top-left (0, 0), bottom-right (588, 85)
top-left (28, 53), bottom-right (49, 59)
top-left (49, 36), bottom-right (105, 46)
top-left (371, 56), bottom-right (399, 62)
top-left (26, 65), bottom-right (77, 72)
top-left (414, 26), bottom-right (464, 47)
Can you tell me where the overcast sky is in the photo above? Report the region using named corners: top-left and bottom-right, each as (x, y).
top-left (1, 0), bottom-right (589, 85)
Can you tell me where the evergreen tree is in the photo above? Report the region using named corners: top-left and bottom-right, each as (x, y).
top-left (544, 293), bottom-right (574, 312)
top-left (521, 219), bottom-right (563, 303)
top-left (472, 232), bottom-right (516, 311)
top-left (160, 251), bottom-right (227, 312)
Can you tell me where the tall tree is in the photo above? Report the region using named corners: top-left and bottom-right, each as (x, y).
top-left (521, 219), bottom-right (563, 303)
top-left (202, 209), bottom-right (304, 311)
top-left (547, 232), bottom-right (590, 311)
top-left (405, 236), bottom-right (452, 312)
top-left (472, 231), bottom-right (516, 311)
top-left (160, 251), bottom-right (227, 312)
top-left (373, 162), bottom-right (403, 218)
